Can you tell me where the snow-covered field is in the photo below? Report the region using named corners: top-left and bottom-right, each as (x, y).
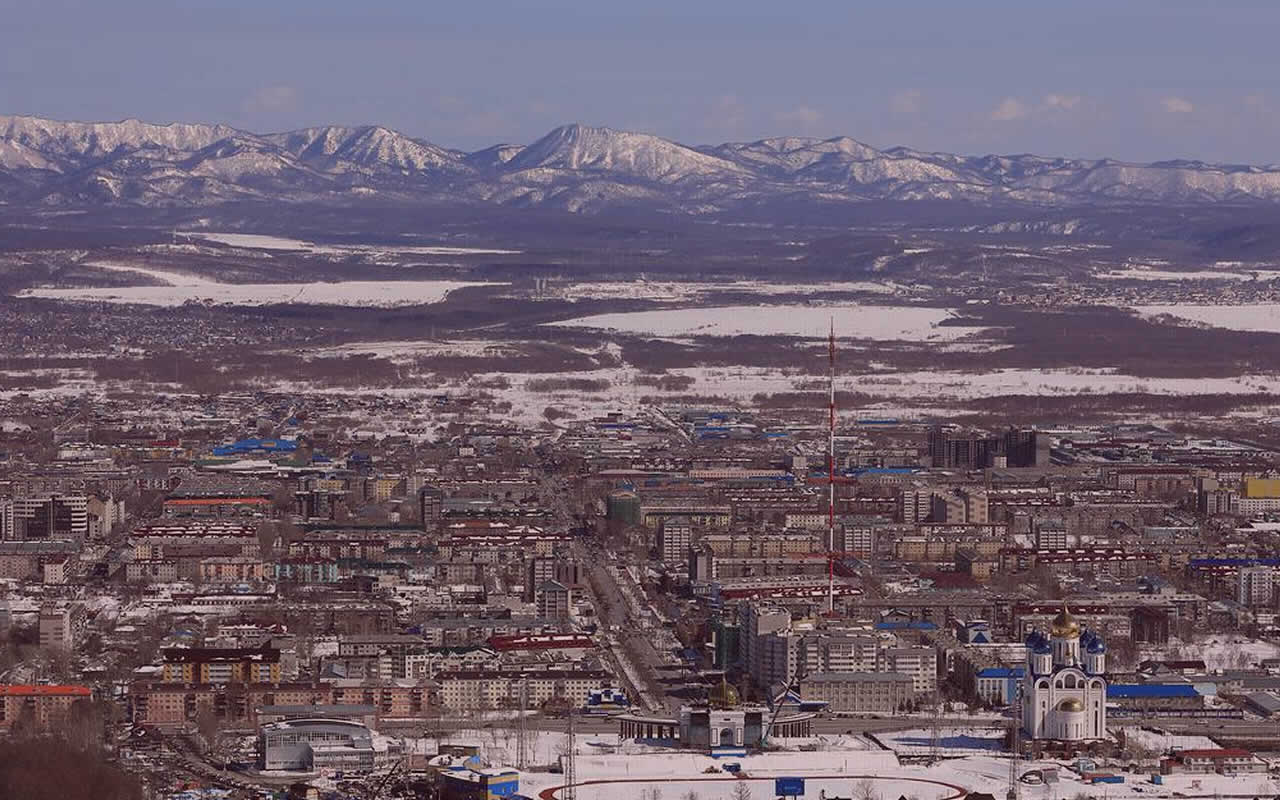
top-left (1137, 303), bottom-right (1280, 333)
top-left (1101, 268), bottom-right (1280, 281)
top-left (1142, 635), bottom-right (1280, 670)
top-left (312, 339), bottom-right (524, 360)
top-left (19, 263), bottom-right (498, 308)
top-left (548, 305), bottom-right (989, 342)
top-left (877, 727), bottom-right (1006, 757)
top-left (177, 231), bottom-right (520, 255)
top-left (1117, 727), bottom-right (1217, 755)
top-left (538, 280), bottom-right (898, 303)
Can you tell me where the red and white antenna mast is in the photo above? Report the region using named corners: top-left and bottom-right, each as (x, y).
top-left (827, 317), bottom-right (836, 614)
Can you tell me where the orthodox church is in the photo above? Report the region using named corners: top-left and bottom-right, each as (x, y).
top-left (1021, 605), bottom-right (1107, 741)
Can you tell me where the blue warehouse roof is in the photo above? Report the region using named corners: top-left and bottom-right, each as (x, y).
top-left (875, 621), bottom-right (937, 631)
top-left (1109, 684), bottom-right (1199, 699)
top-left (977, 667), bottom-right (1025, 678)
top-left (211, 437), bottom-right (298, 456)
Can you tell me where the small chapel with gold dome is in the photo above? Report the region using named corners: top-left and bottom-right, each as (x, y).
top-left (1021, 604), bottom-right (1107, 741)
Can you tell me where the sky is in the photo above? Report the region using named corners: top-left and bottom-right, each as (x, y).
top-left (4, 0), bottom-right (1280, 163)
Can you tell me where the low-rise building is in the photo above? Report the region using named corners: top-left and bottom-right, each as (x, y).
top-left (801, 672), bottom-right (914, 713)
top-left (259, 718), bottom-right (379, 772)
top-left (0, 684), bottom-right (92, 731)
top-left (1160, 748), bottom-right (1265, 776)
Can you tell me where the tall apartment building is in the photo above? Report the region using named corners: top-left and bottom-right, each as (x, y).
top-left (880, 646), bottom-right (938, 694)
top-left (838, 523), bottom-right (878, 559)
top-left (38, 603), bottom-right (87, 650)
top-left (737, 604), bottom-right (790, 677)
top-left (930, 492), bottom-right (968, 524)
top-left (1, 495), bottom-right (89, 541)
top-left (959, 489), bottom-right (989, 524)
top-left (799, 632), bottom-right (879, 675)
top-left (87, 495), bottom-right (125, 539)
top-left (757, 630), bottom-right (803, 688)
top-left (526, 557), bottom-right (557, 601)
top-left (1034, 519), bottom-right (1070, 550)
top-left (657, 520), bottom-right (692, 563)
top-left (1003, 428), bottom-right (1050, 468)
top-left (535, 580), bottom-right (571, 620)
top-left (899, 488), bottom-right (933, 524)
top-left (161, 645), bottom-right (282, 684)
top-left (1238, 566), bottom-right (1275, 607)
top-left (928, 427), bottom-right (997, 469)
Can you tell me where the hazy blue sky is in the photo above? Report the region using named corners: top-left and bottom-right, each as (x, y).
top-left (4, 0), bottom-right (1280, 162)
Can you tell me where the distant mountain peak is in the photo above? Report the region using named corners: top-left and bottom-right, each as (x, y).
top-left (3, 113), bottom-right (1280, 213)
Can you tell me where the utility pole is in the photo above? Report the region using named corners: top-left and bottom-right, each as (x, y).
top-left (928, 693), bottom-right (942, 765)
top-left (564, 709), bottom-right (577, 800)
top-left (1008, 684), bottom-right (1022, 800)
top-left (516, 677), bottom-right (529, 770)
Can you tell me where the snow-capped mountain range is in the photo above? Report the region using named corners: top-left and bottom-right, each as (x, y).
top-left (3, 114), bottom-right (1280, 213)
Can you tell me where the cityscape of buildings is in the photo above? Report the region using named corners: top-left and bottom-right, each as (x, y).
top-left (3, 387), bottom-right (1280, 798)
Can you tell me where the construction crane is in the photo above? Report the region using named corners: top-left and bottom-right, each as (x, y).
top-left (761, 669), bottom-right (808, 745)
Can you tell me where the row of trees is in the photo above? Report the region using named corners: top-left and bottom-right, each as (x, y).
top-left (1, 696), bottom-right (142, 800)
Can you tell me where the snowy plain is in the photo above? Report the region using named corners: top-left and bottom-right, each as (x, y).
top-left (548, 304), bottom-right (990, 342)
top-left (19, 262), bottom-right (498, 308)
top-left (1136, 303), bottom-right (1280, 333)
top-left (176, 231), bottom-right (521, 255)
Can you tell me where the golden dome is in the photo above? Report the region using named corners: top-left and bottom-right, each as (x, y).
top-left (1051, 603), bottom-right (1080, 639)
top-left (1057, 698), bottom-right (1084, 712)
top-left (709, 679), bottom-right (740, 709)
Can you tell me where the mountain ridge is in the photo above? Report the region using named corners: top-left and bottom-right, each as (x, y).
top-left (4, 113), bottom-right (1280, 213)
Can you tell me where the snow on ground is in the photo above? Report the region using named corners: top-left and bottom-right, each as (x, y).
top-left (674, 365), bottom-right (1280, 401)
top-left (311, 339), bottom-right (524, 360)
top-left (1142, 635), bottom-right (1280, 670)
top-left (877, 727), bottom-right (1006, 757)
top-left (1101, 269), bottom-right (1280, 281)
top-left (19, 263), bottom-right (499, 307)
top-left (1117, 727), bottom-right (1217, 754)
top-left (1137, 303), bottom-right (1280, 333)
top-left (177, 231), bottom-right (520, 255)
top-left (547, 305), bottom-right (989, 342)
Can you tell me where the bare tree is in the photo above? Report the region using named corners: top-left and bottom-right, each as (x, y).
top-left (729, 782), bottom-right (752, 800)
top-left (854, 778), bottom-right (880, 800)
top-left (195, 706), bottom-right (220, 755)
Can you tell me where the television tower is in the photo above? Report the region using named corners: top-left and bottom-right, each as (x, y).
top-left (827, 318), bottom-right (837, 614)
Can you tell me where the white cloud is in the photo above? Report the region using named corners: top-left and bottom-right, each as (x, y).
top-left (774, 105), bottom-right (823, 128)
top-left (242, 86), bottom-right (301, 114)
top-left (710, 94), bottom-right (747, 132)
top-left (890, 89), bottom-right (923, 114)
top-left (1161, 96), bottom-right (1194, 113)
top-left (990, 97), bottom-right (1028, 121)
top-left (1044, 93), bottom-right (1081, 110)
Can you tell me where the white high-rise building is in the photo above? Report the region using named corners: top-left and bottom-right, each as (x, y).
top-left (1021, 606), bottom-right (1107, 742)
top-left (1238, 566), bottom-right (1274, 607)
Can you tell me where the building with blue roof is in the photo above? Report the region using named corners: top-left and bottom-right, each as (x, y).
top-left (1021, 606), bottom-right (1107, 743)
top-left (211, 437), bottom-right (298, 457)
top-left (976, 666), bottom-right (1025, 706)
top-left (874, 620), bottom-right (937, 631)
